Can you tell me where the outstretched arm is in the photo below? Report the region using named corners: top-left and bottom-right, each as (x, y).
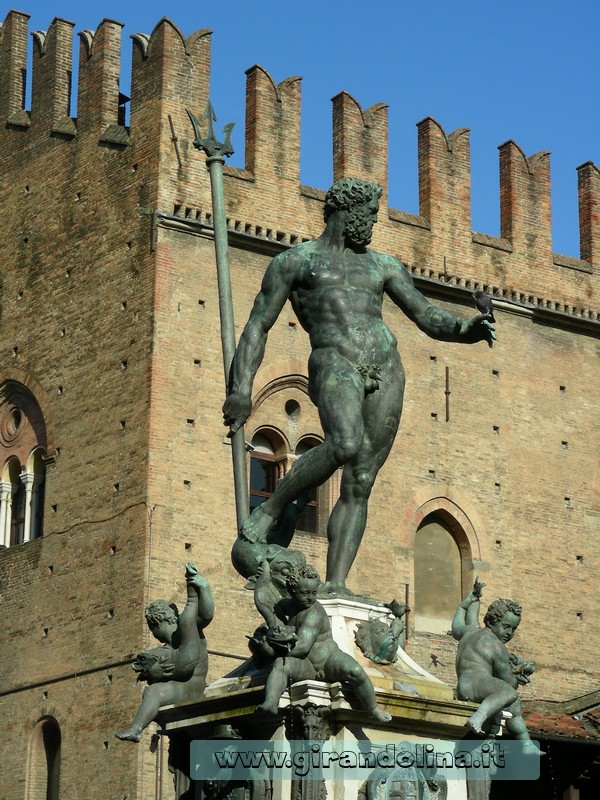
top-left (383, 258), bottom-right (495, 347)
top-left (223, 251), bottom-right (296, 435)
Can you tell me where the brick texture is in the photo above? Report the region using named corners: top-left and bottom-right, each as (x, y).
top-left (0, 11), bottom-right (598, 800)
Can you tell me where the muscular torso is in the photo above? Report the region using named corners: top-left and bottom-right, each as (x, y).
top-left (287, 241), bottom-right (399, 367)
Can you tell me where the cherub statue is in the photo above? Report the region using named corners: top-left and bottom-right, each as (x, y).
top-left (116, 563), bottom-right (214, 742)
top-left (451, 578), bottom-right (537, 748)
top-left (253, 562), bottom-right (391, 722)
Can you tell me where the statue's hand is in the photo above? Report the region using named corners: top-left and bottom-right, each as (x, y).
top-left (149, 659), bottom-right (175, 680)
top-left (186, 563), bottom-right (209, 591)
top-left (223, 392), bottom-right (252, 436)
top-left (459, 314), bottom-right (496, 348)
top-left (266, 624), bottom-right (297, 651)
top-left (510, 653), bottom-right (535, 683)
top-left (472, 576), bottom-right (486, 599)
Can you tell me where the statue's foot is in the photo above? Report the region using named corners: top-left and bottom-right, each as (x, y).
top-left (466, 713), bottom-right (486, 736)
top-left (256, 702), bottom-right (279, 716)
top-left (115, 729), bottom-right (141, 743)
top-left (371, 707), bottom-right (392, 723)
top-left (241, 507), bottom-right (275, 544)
top-left (320, 581), bottom-right (355, 597)
top-left (487, 712), bottom-right (503, 737)
top-left (520, 740), bottom-right (545, 757)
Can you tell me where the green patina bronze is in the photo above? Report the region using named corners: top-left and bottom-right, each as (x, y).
top-left (452, 578), bottom-right (539, 749)
top-left (224, 177), bottom-right (495, 593)
top-left (116, 564), bottom-right (214, 743)
top-left (253, 562), bottom-right (392, 722)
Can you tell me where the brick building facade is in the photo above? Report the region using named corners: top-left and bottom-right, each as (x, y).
top-left (0, 11), bottom-right (598, 799)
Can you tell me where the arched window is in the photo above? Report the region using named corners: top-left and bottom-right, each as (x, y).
top-left (414, 514), bottom-right (468, 633)
top-left (0, 381), bottom-right (48, 547)
top-left (26, 717), bottom-right (61, 800)
top-left (8, 458), bottom-right (26, 545)
top-left (29, 448), bottom-right (47, 541)
top-left (294, 437), bottom-right (320, 534)
top-left (249, 431), bottom-right (285, 513)
top-left (248, 429), bottom-right (322, 535)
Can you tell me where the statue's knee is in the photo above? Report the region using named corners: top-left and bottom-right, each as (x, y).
top-left (331, 435), bottom-right (361, 465)
top-left (342, 663), bottom-right (365, 685)
top-left (353, 471), bottom-right (375, 499)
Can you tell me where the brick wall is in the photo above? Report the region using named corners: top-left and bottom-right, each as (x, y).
top-left (0, 10), bottom-right (598, 800)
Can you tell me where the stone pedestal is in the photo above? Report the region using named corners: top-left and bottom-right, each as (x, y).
top-left (156, 599), bottom-right (498, 800)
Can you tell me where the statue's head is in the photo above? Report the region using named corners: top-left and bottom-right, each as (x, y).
top-left (286, 564), bottom-right (320, 609)
top-left (324, 178), bottom-right (383, 247)
top-left (145, 599), bottom-right (179, 644)
top-left (268, 547), bottom-right (307, 593)
top-left (355, 619), bottom-right (399, 665)
top-left (483, 598), bottom-right (522, 643)
top-left (297, 703), bottom-right (332, 741)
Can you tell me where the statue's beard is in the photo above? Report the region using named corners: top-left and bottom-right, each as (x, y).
top-left (344, 208), bottom-right (374, 247)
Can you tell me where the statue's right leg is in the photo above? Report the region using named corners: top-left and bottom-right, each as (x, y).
top-left (116, 683), bottom-right (173, 742)
top-left (460, 675), bottom-right (518, 735)
top-left (504, 698), bottom-right (533, 741)
top-left (257, 657), bottom-right (312, 715)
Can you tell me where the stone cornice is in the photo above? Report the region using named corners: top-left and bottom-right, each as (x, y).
top-left (154, 210), bottom-right (600, 335)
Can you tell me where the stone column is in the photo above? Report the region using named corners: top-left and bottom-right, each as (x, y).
top-left (20, 470), bottom-right (35, 543)
top-left (0, 481), bottom-right (13, 547)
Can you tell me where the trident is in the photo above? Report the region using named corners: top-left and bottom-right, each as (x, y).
top-left (186, 101), bottom-right (249, 530)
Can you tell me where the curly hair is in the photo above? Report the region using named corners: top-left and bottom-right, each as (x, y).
top-left (483, 598), bottom-right (522, 628)
top-left (285, 564), bottom-right (320, 590)
top-left (145, 599), bottom-right (179, 628)
top-left (323, 178), bottom-right (382, 222)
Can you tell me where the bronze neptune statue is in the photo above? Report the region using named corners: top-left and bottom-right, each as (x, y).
top-left (224, 178), bottom-right (495, 592)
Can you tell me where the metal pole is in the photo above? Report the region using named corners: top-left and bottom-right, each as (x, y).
top-left (187, 103), bottom-right (249, 529)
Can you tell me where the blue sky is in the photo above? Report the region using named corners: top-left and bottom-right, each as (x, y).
top-left (5, 0), bottom-right (599, 257)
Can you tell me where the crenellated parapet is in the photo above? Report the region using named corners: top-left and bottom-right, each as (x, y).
top-left (577, 161), bottom-right (600, 270)
top-left (499, 140), bottom-right (552, 268)
top-left (0, 10), bottom-right (30, 127)
top-left (77, 19), bottom-right (124, 141)
top-left (332, 92), bottom-right (389, 210)
top-left (31, 17), bottom-right (76, 136)
top-left (0, 10), bottom-right (597, 311)
top-left (244, 65), bottom-right (302, 186)
top-left (418, 117), bottom-right (471, 245)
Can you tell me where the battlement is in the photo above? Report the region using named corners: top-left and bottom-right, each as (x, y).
top-left (0, 10), bottom-right (598, 308)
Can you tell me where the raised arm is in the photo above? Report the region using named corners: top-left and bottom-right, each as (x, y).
top-left (194, 571), bottom-right (215, 631)
top-left (223, 251), bottom-right (296, 435)
top-left (452, 580), bottom-right (484, 640)
top-left (383, 257), bottom-right (495, 347)
top-left (254, 561), bottom-right (280, 630)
